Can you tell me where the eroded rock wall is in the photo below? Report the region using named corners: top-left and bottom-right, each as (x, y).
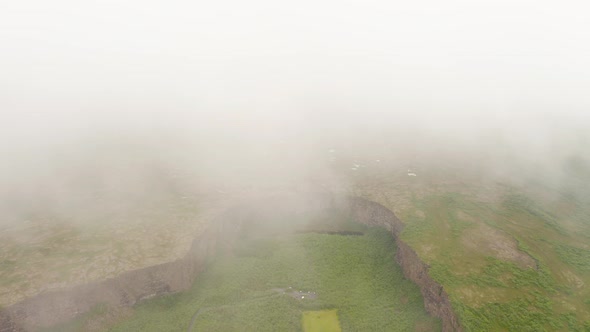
top-left (0, 206), bottom-right (245, 332)
top-left (0, 194), bottom-right (461, 331)
top-left (396, 240), bottom-right (462, 331)
top-left (347, 197), bottom-right (462, 332)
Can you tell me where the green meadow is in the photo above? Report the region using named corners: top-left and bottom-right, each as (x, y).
top-left (399, 192), bottom-right (590, 331)
top-left (100, 227), bottom-right (439, 331)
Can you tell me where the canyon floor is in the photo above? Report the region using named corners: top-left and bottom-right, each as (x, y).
top-left (47, 226), bottom-right (439, 332)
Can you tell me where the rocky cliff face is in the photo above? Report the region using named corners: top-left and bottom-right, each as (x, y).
top-left (395, 241), bottom-right (462, 331)
top-left (0, 241), bottom-right (214, 332)
top-left (0, 195), bottom-right (461, 331)
top-left (0, 206), bottom-right (246, 332)
top-left (347, 197), bottom-right (462, 332)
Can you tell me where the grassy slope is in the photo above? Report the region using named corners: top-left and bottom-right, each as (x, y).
top-left (104, 228), bottom-right (440, 331)
top-left (0, 195), bottom-right (209, 307)
top-left (399, 192), bottom-right (590, 331)
top-left (347, 163), bottom-right (590, 331)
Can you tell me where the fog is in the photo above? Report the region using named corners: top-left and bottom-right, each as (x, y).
top-left (1, 0), bottom-right (590, 224)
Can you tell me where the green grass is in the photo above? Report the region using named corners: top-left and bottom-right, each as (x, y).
top-left (101, 227), bottom-right (439, 332)
top-left (302, 310), bottom-right (341, 332)
top-left (555, 244), bottom-right (590, 273)
top-left (397, 191), bottom-right (590, 331)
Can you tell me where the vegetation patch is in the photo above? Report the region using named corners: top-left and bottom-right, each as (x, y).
top-left (555, 244), bottom-right (590, 273)
top-left (397, 190), bottom-right (590, 331)
top-left (302, 310), bottom-right (341, 332)
top-left (101, 227), bottom-right (439, 331)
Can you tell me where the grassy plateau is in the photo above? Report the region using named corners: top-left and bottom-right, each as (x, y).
top-left (348, 162), bottom-right (590, 331)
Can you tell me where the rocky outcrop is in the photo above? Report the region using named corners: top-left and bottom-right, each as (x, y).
top-left (347, 197), bottom-right (462, 332)
top-left (0, 207), bottom-right (245, 332)
top-left (0, 194), bottom-right (461, 331)
top-left (0, 259), bottom-right (201, 331)
top-left (395, 240), bottom-right (461, 331)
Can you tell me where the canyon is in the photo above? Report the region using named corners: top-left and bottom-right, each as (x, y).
top-left (0, 193), bottom-right (461, 331)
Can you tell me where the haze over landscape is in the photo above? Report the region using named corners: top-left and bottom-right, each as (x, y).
top-left (1, 0), bottom-right (590, 331)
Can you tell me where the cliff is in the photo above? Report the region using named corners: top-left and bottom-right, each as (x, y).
top-left (0, 206), bottom-right (245, 332)
top-left (0, 195), bottom-right (461, 331)
top-left (348, 197), bottom-right (462, 332)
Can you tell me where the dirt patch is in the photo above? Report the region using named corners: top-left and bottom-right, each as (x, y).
top-left (456, 211), bottom-right (474, 222)
top-left (562, 270), bottom-right (585, 289)
top-left (462, 223), bottom-right (536, 269)
top-left (454, 285), bottom-right (519, 307)
top-left (419, 244), bottom-right (437, 260)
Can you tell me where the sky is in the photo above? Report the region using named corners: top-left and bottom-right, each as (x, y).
top-left (0, 0), bottom-right (589, 201)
